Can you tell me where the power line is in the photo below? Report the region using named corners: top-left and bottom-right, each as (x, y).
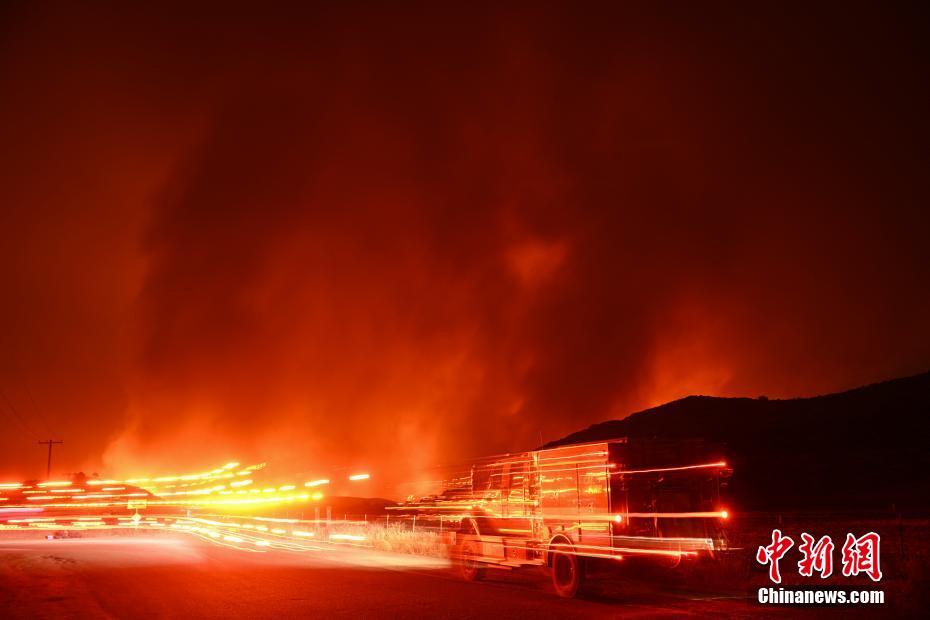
top-left (0, 401), bottom-right (36, 441)
top-left (0, 388), bottom-right (39, 441)
top-left (24, 386), bottom-right (54, 438)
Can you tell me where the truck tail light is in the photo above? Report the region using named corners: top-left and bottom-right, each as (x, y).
top-left (611, 513), bottom-right (625, 536)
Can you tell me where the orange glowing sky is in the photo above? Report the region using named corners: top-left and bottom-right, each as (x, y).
top-left (1, 3), bottom-right (929, 495)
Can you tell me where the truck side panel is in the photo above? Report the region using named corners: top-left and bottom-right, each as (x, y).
top-left (538, 442), bottom-right (611, 551)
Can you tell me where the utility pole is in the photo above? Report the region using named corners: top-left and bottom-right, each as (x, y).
top-left (38, 440), bottom-right (63, 479)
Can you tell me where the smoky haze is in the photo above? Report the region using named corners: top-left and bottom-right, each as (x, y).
top-left (1, 4), bottom-right (929, 495)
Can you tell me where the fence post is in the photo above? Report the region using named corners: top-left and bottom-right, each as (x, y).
top-left (413, 514), bottom-right (416, 532)
top-left (439, 515), bottom-right (443, 534)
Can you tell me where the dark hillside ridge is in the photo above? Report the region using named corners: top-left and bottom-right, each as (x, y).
top-left (544, 371), bottom-right (930, 512)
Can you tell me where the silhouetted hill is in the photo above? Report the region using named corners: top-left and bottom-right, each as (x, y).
top-left (545, 371), bottom-right (930, 512)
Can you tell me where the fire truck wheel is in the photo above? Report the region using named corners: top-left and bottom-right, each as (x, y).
top-left (460, 539), bottom-right (485, 582)
top-left (550, 539), bottom-right (585, 598)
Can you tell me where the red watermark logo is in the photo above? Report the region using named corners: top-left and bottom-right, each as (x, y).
top-left (757, 530), bottom-right (882, 583)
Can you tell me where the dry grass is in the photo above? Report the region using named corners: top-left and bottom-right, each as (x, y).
top-left (367, 523), bottom-right (448, 557)
top-left (325, 520), bottom-right (449, 558)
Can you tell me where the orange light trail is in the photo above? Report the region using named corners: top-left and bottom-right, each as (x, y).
top-left (620, 511), bottom-right (729, 519)
top-left (0, 461), bottom-right (333, 513)
top-left (613, 461), bottom-right (728, 475)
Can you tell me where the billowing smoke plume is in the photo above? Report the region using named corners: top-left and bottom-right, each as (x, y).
top-left (2, 4), bottom-right (929, 492)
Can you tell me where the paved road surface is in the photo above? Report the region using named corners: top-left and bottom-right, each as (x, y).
top-left (0, 535), bottom-right (777, 618)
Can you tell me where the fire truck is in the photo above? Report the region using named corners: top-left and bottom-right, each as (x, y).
top-left (452, 438), bottom-right (731, 597)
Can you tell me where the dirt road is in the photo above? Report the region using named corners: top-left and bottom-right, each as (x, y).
top-left (0, 535), bottom-right (819, 618)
